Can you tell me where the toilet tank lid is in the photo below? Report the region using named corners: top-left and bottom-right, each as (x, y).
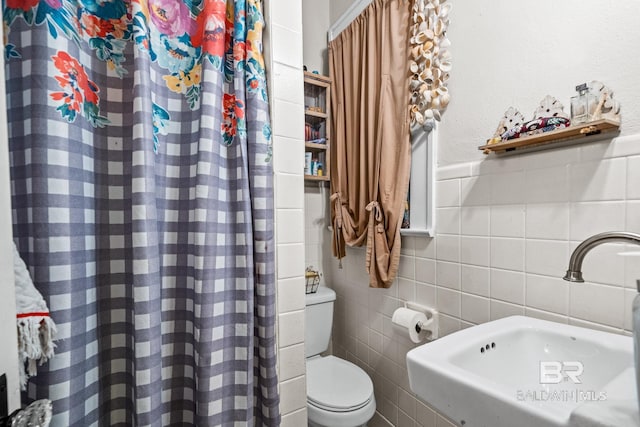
top-left (305, 286), bottom-right (336, 306)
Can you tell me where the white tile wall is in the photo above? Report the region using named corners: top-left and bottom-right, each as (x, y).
top-left (624, 249), bottom-right (640, 289)
top-left (490, 300), bottom-right (524, 320)
top-left (460, 175), bottom-right (490, 206)
top-left (525, 202), bottom-right (570, 240)
top-left (490, 269), bottom-right (524, 305)
top-left (569, 201), bottom-right (626, 241)
top-left (399, 255), bottom-right (416, 280)
top-left (271, 63), bottom-right (305, 104)
top-left (436, 180), bottom-right (460, 207)
top-left (523, 165), bottom-right (569, 203)
top-left (271, 25), bottom-right (304, 68)
top-left (490, 204), bottom-right (524, 238)
top-left (628, 156), bottom-right (640, 199)
top-left (460, 265), bottom-right (489, 297)
top-left (277, 243), bottom-right (305, 279)
top-left (278, 343), bottom-right (306, 381)
top-left (277, 277), bottom-right (306, 313)
top-left (436, 287), bottom-right (461, 318)
top-left (278, 310), bottom-right (306, 347)
top-left (460, 293), bottom-right (490, 324)
top-left (275, 174), bottom-right (304, 209)
top-left (271, 0), bottom-right (303, 36)
top-left (436, 208), bottom-right (460, 234)
top-left (570, 158), bottom-right (626, 202)
top-left (277, 209), bottom-right (305, 244)
top-left (571, 242), bottom-right (626, 286)
top-left (525, 275), bottom-right (569, 314)
top-left (459, 236), bottom-right (489, 266)
top-left (273, 136), bottom-right (304, 175)
top-left (490, 171), bottom-right (525, 205)
top-left (570, 282), bottom-right (625, 328)
top-left (524, 239), bottom-right (568, 277)
top-left (279, 375), bottom-right (307, 414)
top-left (280, 409), bottom-right (308, 427)
top-left (415, 257), bottom-right (436, 284)
top-left (627, 201), bottom-right (640, 233)
top-left (323, 134), bottom-right (640, 427)
top-left (435, 261), bottom-right (460, 290)
top-left (435, 235), bottom-right (460, 262)
top-left (489, 237), bottom-right (524, 271)
top-left (460, 206), bottom-right (489, 236)
top-left (264, 0), bottom-right (309, 421)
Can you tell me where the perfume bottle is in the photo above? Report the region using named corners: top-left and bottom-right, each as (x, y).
top-left (570, 83), bottom-right (596, 124)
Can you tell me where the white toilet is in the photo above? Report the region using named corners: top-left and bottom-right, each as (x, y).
top-left (305, 286), bottom-right (376, 427)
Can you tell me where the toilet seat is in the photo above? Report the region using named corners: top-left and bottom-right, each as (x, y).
top-left (307, 356), bottom-right (374, 412)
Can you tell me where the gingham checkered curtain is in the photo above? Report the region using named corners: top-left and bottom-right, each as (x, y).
top-left (4, 0), bottom-right (280, 425)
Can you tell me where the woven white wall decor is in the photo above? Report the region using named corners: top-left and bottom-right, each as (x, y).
top-left (409, 0), bottom-right (451, 124)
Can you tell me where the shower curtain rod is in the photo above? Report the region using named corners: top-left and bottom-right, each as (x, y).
top-left (327, 0), bottom-right (373, 41)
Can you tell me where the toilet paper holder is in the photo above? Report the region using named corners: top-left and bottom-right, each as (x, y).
top-left (404, 301), bottom-right (439, 340)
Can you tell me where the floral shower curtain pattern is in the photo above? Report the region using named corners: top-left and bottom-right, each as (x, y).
top-left (4, 0), bottom-right (279, 425)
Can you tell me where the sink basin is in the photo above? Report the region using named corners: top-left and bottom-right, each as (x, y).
top-left (406, 316), bottom-right (637, 427)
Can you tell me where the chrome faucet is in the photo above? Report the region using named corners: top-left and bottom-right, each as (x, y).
top-left (563, 231), bottom-right (640, 412)
top-left (563, 231), bottom-right (640, 282)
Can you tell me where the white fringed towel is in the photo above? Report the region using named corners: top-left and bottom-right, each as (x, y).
top-left (13, 242), bottom-right (57, 389)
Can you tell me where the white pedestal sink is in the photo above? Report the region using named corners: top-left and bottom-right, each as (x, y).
top-left (406, 316), bottom-right (639, 427)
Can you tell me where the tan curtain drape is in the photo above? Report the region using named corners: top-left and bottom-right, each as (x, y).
top-left (329, 0), bottom-right (412, 288)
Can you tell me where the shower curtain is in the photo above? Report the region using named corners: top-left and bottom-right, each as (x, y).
top-left (3, 0), bottom-right (280, 425)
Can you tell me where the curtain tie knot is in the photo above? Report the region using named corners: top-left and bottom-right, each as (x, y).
top-left (330, 192), bottom-right (344, 229)
top-left (366, 201), bottom-right (384, 233)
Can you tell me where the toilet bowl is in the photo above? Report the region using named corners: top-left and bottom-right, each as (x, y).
top-left (305, 287), bottom-right (376, 427)
top-left (306, 355), bottom-right (376, 427)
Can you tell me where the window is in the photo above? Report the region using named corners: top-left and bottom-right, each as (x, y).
top-left (400, 121), bottom-right (436, 236)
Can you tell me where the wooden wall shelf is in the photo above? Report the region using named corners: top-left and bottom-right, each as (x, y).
top-left (305, 141), bottom-right (329, 150)
top-left (305, 110), bottom-right (328, 119)
top-left (478, 119), bottom-right (621, 155)
top-left (304, 72), bottom-right (331, 182)
top-left (304, 175), bottom-right (330, 182)
top-left (303, 71), bottom-right (331, 84)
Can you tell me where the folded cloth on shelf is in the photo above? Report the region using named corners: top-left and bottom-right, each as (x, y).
top-left (13, 242), bottom-right (57, 389)
top-left (501, 116), bottom-right (571, 141)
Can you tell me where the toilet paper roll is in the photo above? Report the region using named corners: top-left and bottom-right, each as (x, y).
top-left (392, 307), bottom-right (429, 343)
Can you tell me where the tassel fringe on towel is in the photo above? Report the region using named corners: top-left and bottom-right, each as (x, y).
top-left (13, 243), bottom-right (57, 389)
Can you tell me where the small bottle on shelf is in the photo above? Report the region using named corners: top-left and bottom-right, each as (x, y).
top-left (304, 152), bottom-right (312, 175)
top-left (571, 83), bottom-right (597, 125)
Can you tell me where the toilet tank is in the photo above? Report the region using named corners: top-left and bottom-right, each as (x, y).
top-left (305, 286), bottom-right (336, 358)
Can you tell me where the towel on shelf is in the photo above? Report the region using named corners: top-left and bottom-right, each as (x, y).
top-left (13, 242), bottom-right (57, 389)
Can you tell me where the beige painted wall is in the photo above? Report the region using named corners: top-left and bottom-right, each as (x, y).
top-left (302, 0), bottom-right (330, 75)
top-left (0, 23), bottom-right (21, 411)
top-left (330, 0), bottom-right (356, 27)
